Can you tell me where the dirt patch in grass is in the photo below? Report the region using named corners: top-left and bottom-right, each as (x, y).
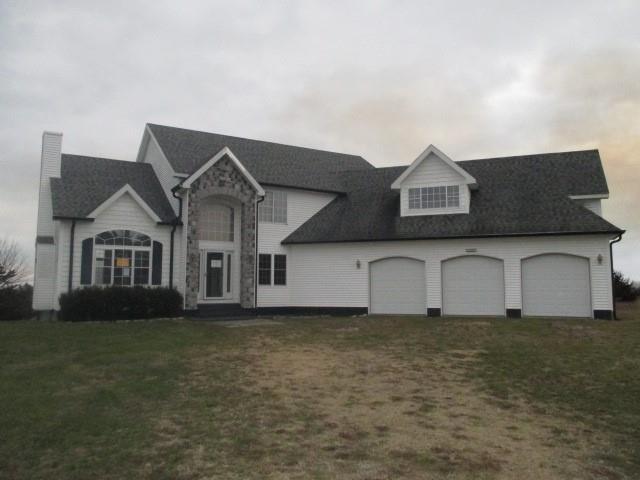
top-left (246, 342), bottom-right (612, 479)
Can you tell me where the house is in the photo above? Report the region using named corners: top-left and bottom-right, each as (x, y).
top-left (32, 124), bottom-right (624, 319)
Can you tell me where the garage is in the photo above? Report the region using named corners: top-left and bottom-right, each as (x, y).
top-left (522, 254), bottom-right (591, 317)
top-left (369, 257), bottom-right (426, 314)
top-left (442, 256), bottom-right (505, 316)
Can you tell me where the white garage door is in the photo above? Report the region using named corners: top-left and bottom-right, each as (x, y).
top-left (370, 257), bottom-right (426, 315)
top-left (442, 256), bottom-right (505, 316)
top-left (522, 254), bottom-right (591, 317)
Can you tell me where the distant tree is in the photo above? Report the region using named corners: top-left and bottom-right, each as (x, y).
top-left (613, 271), bottom-right (639, 302)
top-left (0, 238), bottom-right (28, 288)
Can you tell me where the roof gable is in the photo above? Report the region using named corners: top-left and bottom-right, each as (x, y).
top-left (51, 155), bottom-right (176, 223)
top-left (181, 147), bottom-right (265, 195)
top-left (391, 145), bottom-right (477, 190)
top-left (88, 184), bottom-right (161, 222)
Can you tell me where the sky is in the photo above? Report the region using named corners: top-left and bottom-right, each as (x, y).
top-left (1, 0), bottom-right (639, 279)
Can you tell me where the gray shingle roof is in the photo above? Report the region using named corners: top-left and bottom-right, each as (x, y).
top-left (283, 150), bottom-right (622, 244)
top-left (51, 154), bottom-right (176, 223)
top-left (147, 123), bottom-right (374, 192)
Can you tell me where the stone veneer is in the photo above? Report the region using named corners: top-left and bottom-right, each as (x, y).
top-left (185, 156), bottom-right (258, 310)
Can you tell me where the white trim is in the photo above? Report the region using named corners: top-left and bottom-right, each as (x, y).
top-left (88, 184), bottom-right (161, 223)
top-left (181, 146), bottom-right (266, 195)
top-left (391, 144), bottom-right (477, 190)
top-left (569, 194), bottom-right (609, 200)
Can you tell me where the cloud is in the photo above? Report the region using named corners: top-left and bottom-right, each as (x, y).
top-left (0, 1), bottom-right (639, 279)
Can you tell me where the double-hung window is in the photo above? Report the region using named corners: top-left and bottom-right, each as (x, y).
top-left (408, 185), bottom-right (460, 210)
top-left (259, 190), bottom-right (287, 223)
top-left (258, 253), bottom-right (287, 286)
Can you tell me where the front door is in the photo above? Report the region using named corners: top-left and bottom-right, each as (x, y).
top-left (203, 251), bottom-right (233, 300)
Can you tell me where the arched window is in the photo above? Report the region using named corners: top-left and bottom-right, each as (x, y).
top-left (199, 202), bottom-right (234, 242)
top-left (94, 230), bottom-right (152, 286)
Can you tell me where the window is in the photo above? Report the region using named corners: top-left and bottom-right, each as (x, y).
top-left (258, 253), bottom-right (287, 286)
top-left (408, 185), bottom-right (461, 209)
top-left (408, 188), bottom-right (421, 209)
top-left (446, 185), bottom-right (460, 207)
top-left (199, 202), bottom-right (234, 241)
top-left (259, 190), bottom-right (287, 223)
top-left (258, 254), bottom-right (271, 285)
top-left (93, 230), bottom-right (152, 286)
top-left (274, 255), bottom-right (287, 285)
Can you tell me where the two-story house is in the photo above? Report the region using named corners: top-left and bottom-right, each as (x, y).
top-left (32, 124), bottom-right (624, 319)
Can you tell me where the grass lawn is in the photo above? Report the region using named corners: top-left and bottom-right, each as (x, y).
top-left (1, 303), bottom-right (639, 479)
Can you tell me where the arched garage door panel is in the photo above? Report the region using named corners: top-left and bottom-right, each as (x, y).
top-left (442, 256), bottom-right (505, 316)
top-left (370, 258), bottom-right (426, 315)
top-left (522, 254), bottom-right (591, 317)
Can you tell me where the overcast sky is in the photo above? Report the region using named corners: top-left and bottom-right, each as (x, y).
top-left (1, 0), bottom-right (639, 279)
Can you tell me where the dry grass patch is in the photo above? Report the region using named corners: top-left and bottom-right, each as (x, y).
top-left (245, 340), bottom-right (607, 479)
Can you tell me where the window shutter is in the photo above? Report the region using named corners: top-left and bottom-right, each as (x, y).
top-left (80, 238), bottom-right (93, 285)
top-left (152, 241), bottom-right (162, 285)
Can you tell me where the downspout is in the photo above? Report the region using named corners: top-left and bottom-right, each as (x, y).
top-left (169, 188), bottom-right (184, 289)
top-left (254, 194), bottom-right (265, 310)
top-left (68, 219), bottom-right (76, 291)
top-left (609, 233), bottom-right (624, 320)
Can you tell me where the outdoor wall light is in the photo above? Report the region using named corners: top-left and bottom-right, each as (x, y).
top-left (597, 254), bottom-right (603, 265)
top-left (356, 259), bottom-right (361, 269)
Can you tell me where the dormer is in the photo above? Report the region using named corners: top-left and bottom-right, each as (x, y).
top-left (391, 145), bottom-right (477, 217)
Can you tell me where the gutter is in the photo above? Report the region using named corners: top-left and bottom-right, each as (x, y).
top-left (254, 194), bottom-right (265, 309)
top-left (169, 188), bottom-right (184, 289)
top-left (610, 232), bottom-right (624, 320)
top-left (68, 219), bottom-right (76, 291)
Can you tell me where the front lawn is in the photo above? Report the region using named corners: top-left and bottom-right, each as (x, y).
top-left (1, 304), bottom-right (639, 479)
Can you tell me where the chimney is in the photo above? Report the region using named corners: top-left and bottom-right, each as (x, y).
top-left (36, 131), bottom-right (63, 237)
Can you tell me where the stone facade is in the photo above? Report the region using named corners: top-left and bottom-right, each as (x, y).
top-left (184, 156), bottom-right (258, 310)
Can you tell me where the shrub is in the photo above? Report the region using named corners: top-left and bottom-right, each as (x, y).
top-left (0, 284), bottom-right (33, 320)
top-left (58, 286), bottom-right (183, 321)
top-left (614, 271), bottom-right (640, 302)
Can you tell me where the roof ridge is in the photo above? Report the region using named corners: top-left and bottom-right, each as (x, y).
top-left (147, 122), bottom-right (370, 161)
top-left (62, 153), bottom-right (147, 166)
top-left (459, 148), bottom-right (599, 163)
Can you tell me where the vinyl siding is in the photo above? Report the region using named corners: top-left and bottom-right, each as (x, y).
top-left (54, 193), bottom-right (176, 308)
top-left (140, 132), bottom-right (181, 213)
top-left (399, 152), bottom-right (470, 216)
top-left (288, 234), bottom-right (614, 314)
top-left (257, 187), bottom-right (336, 306)
top-left (575, 198), bottom-right (602, 216)
top-left (32, 243), bottom-right (57, 310)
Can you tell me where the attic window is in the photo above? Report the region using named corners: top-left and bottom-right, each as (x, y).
top-left (409, 186), bottom-right (460, 210)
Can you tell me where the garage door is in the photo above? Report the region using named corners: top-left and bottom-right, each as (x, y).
top-left (370, 257), bottom-right (426, 314)
top-left (442, 256), bottom-right (505, 316)
top-left (522, 254), bottom-right (591, 317)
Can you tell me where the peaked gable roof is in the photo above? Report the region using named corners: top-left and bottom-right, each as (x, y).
top-left (391, 144), bottom-right (477, 189)
top-left (283, 149), bottom-right (621, 244)
top-left (181, 147), bottom-right (265, 195)
top-left (51, 154), bottom-right (176, 223)
top-left (147, 123), bottom-right (374, 193)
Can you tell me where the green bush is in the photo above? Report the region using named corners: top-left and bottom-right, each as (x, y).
top-left (0, 284), bottom-right (33, 320)
top-left (58, 286), bottom-right (183, 321)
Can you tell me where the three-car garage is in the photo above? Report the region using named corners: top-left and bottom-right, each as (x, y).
top-left (368, 253), bottom-right (593, 318)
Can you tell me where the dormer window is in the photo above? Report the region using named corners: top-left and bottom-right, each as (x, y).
top-left (409, 185), bottom-right (460, 210)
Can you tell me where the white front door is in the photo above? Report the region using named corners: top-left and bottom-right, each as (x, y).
top-left (202, 250), bottom-right (233, 300)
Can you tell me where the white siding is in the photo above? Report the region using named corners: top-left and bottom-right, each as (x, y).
top-left (288, 234), bottom-right (614, 315)
top-left (55, 193), bottom-right (176, 307)
top-left (33, 132), bottom-right (63, 310)
top-left (399, 152), bottom-right (470, 216)
top-left (257, 187), bottom-right (336, 306)
top-left (139, 132), bottom-right (181, 213)
top-left (574, 198), bottom-right (602, 216)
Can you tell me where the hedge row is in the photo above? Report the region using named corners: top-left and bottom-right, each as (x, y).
top-left (58, 286), bottom-right (183, 321)
top-left (0, 284), bottom-right (33, 321)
